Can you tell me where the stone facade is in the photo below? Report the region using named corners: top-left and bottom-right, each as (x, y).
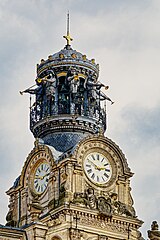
top-left (3, 134), bottom-right (144, 239)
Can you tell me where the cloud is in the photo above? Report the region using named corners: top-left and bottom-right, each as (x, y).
top-left (109, 104), bottom-right (160, 237)
top-left (0, 1), bottom-right (160, 238)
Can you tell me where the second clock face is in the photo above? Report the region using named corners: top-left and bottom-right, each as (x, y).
top-left (33, 162), bottom-right (50, 194)
top-left (84, 152), bottom-right (112, 185)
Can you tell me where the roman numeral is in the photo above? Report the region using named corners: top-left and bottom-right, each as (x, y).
top-left (35, 183), bottom-right (38, 189)
top-left (97, 154), bottom-right (99, 161)
top-left (104, 163), bottom-right (109, 166)
top-left (97, 176), bottom-right (99, 182)
top-left (104, 173), bottom-right (109, 178)
top-left (86, 164), bottom-right (91, 168)
top-left (41, 164), bottom-right (43, 170)
top-left (44, 164), bottom-right (46, 170)
top-left (101, 158), bottom-right (104, 162)
top-left (46, 167), bottom-right (49, 172)
top-left (91, 155), bottom-right (96, 161)
top-left (91, 173), bottom-right (95, 179)
top-left (105, 169), bottom-right (110, 172)
top-left (87, 169), bottom-right (92, 174)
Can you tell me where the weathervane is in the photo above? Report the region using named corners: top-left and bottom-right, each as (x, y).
top-left (63, 11), bottom-right (73, 46)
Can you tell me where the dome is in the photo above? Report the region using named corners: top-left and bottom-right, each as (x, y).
top-left (37, 45), bottom-right (99, 80)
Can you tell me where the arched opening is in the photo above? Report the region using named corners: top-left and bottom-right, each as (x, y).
top-left (52, 236), bottom-right (62, 240)
top-left (58, 76), bottom-right (70, 114)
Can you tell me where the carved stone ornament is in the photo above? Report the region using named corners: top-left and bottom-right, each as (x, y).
top-left (73, 192), bottom-right (86, 207)
top-left (70, 229), bottom-right (84, 240)
top-left (99, 236), bottom-right (108, 240)
top-left (73, 188), bottom-right (135, 218)
top-left (29, 198), bottom-right (42, 221)
top-left (5, 210), bottom-right (17, 227)
top-left (97, 197), bottom-right (112, 217)
top-left (84, 188), bottom-right (97, 209)
top-left (79, 215), bottom-right (128, 234)
top-left (110, 193), bottom-right (135, 217)
top-left (48, 214), bottom-right (65, 227)
top-left (148, 221), bottom-right (160, 240)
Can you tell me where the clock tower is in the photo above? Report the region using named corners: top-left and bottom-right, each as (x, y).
top-left (3, 16), bottom-right (144, 240)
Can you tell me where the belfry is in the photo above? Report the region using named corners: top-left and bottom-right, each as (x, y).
top-left (0, 14), bottom-right (159, 240)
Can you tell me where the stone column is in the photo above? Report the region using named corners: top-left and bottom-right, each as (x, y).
top-left (26, 222), bottom-right (48, 240)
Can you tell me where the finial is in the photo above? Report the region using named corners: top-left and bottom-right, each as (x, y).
top-left (63, 11), bottom-right (73, 46)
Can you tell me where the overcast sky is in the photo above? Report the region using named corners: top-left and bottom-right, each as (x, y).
top-left (0, 0), bottom-right (160, 238)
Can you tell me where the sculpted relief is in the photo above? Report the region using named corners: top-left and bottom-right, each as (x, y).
top-left (73, 187), bottom-right (135, 218)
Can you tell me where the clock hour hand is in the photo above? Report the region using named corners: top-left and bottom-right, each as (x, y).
top-left (88, 159), bottom-right (108, 171)
top-left (98, 167), bottom-right (106, 170)
top-left (35, 175), bottom-right (43, 180)
top-left (87, 159), bottom-right (100, 170)
top-left (42, 172), bottom-right (50, 179)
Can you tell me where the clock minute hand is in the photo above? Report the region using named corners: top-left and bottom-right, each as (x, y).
top-left (98, 167), bottom-right (106, 170)
top-left (88, 159), bottom-right (100, 170)
top-left (42, 172), bottom-right (50, 179)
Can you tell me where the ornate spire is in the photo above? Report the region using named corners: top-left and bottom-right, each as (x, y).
top-left (63, 11), bottom-right (73, 46)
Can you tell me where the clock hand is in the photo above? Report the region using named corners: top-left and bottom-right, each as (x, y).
top-left (98, 167), bottom-right (106, 170)
top-left (42, 172), bottom-right (50, 179)
top-left (35, 175), bottom-right (43, 180)
top-left (87, 159), bottom-right (100, 170)
top-left (88, 159), bottom-right (108, 171)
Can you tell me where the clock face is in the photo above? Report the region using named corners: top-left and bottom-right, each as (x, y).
top-left (84, 152), bottom-right (112, 185)
top-left (33, 162), bottom-right (50, 194)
